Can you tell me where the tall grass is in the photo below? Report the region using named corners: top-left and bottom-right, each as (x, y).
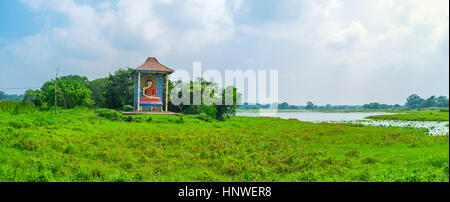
top-left (0, 108), bottom-right (448, 182)
top-left (367, 110), bottom-right (449, 121)
top-left (0, 101), bottom-right (38, 114)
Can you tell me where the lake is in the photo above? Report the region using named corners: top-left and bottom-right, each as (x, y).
top-left (237, 112), bottom-right (394, 122)
top-left (237, 112), bottom-right (449, 136)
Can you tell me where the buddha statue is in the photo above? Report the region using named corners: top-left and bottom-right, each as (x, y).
top-left (141, 80), bottom-right (160, 103)
top-left (143, 80), bottom-right (156, 97)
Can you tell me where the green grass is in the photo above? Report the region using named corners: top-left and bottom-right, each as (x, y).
top-left (0, 108), bottom-right (448, 182)
top-left (367, 110), bottom-right (449, 121)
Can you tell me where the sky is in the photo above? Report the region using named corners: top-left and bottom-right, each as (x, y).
top-left (0, 0), bottom-right (448, 105)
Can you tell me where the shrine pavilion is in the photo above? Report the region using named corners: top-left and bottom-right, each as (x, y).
top-left (130, 57), bottom-right (174, 113)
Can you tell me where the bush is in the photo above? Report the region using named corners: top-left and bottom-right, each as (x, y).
top-left (9, 119), bottom-right (33, 129)
top-left (124, 116), bottom-right (133, 122)
top-left (176, 115), bottom-right (184, 124)
top-left (197, 112), bottom-right (212, 122)
top-left (96, 109), bottom-right (123, 121)
top-left (134, 117), bottom-right (143, 123)
top-left (198, 104), bottom-right (217, 118)
top-left (122, 105), bottom-right (134, 111)
top-left (96, 108), bottom-right (148, 123)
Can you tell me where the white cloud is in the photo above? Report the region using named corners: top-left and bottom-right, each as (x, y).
top-left (1, 0), bottom-right (448, 104)
top-left (4, 0), bottom-right (238, 76)
top-left (327, 21), bottom-right (367, 51)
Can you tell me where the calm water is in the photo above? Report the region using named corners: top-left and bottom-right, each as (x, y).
top-left (237, 112), bottom-right (394, 122)
top-left (237, 112), bottom-right (449, 136)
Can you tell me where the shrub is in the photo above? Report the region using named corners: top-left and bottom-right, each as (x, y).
top-left (134, 117), bottom-right (143, 123)
top-left (9, 119), bottom-right (33, 129)
top-left (122, 105), bottom-right (134, 111)
top-left (96, 109), bottom-right (123, 121)
top-left (345, 148), bottom-right (360, 157)
top-left (96, 108), bottom-right (148, 123)
top-left (197, 112), bottom-right (212, 122)
top-left (198, 104), bottom-right (217, 118)
top-left (14, 138), bottom-right (39, 151)
top-left (124, 116), bottom-right (133, 122)
top-left (176, 115), bottom-right (184, 124)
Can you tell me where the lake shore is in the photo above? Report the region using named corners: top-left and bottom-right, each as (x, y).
top-left (237, 111), bottom-right (449, 136)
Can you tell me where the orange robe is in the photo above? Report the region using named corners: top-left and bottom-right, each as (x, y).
top-left (146, 87), bottom-right (156, 97)
top-left (141, 87), bottom-right (160, 102)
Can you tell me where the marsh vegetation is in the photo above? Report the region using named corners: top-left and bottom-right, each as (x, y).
top-left (0, 101), bottom-right (448, 182)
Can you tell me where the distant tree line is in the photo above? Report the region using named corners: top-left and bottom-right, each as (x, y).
top-left (0, 91), bottom-right (24, 101)
top-left (362, 94), bottom-right (449, 109)
top-left (7, 71), bottom-right (449, 113)
top-left (362, 103), bottom-right (401, 109)
top-left (239, 101), bottom-right (363, 110)
top-left (239, 94), bottom-right (449, 110)
top-left (405, 94), bottom-right (449, 109)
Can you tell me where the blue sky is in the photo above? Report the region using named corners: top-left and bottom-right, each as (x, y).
top-left (0, 0), bottom-right (448, 105)
top-left (0, 0), bottom-right (37, 38)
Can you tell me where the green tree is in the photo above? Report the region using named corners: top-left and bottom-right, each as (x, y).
top-left (406, 94), bottom-right (425, 109)
top-left (306, 101), bottom-right (315, 110)
top-left (42, 78), bottom-right (94, 109)
top-left (436, 96), bottom-right (449, 108)
top-left (60, 75), bottom-right (90, 87)
top-left (214, 85), bottom-right (241, 120)
top-left (89, 78), bottom-right (109, 107)
top-left (363, 102), bottom-right (380, 109)
top-left (23, 89), bottom-right (44, 106)
top-left (104, 68), bottom-right (134, 109)
top-left (423, 96), bottom-right (437, 108)
top-left (168, 78), bottom-right (242, 120)
top-left (279, 102), bottom-right (289, 109)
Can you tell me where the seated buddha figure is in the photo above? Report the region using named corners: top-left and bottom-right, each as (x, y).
top-left (141, 80), bottom-right (160, 102)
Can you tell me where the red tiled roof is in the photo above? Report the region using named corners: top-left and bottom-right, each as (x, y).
top-left (135, 57), bottom-right (174, 72)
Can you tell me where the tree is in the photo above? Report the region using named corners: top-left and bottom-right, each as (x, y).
top-left (167, 78), bottom-right (242, 120)
top-left (23, 89), bottom-right (44, 106)
top-left (89, 78), bottom-right (109, 107)
top-left (423, 96), bottom-right (437, 108)
top-left (279, 102), bottom-right (289, 109)
top-left (436, 96), bottom-right (449, 108)
top-left (0, 91), bottom-right (5, 100)
top-left (406, 94), bottom-right (425, 109)
top-left (104, 68), bottom-right (134, 109)
top-left (363, 102), bottom-right (381, 109)
top-left (306, 101), bottom-right (315, 110)
top-left (42, 77), bottom-right (94, 109)
top-left (214, 85), bottom-right (241, 120)
top-left (60, 75), bottom-right (90, 87)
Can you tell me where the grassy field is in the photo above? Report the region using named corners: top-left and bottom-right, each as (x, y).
top-left (367, 110), bottom-right (449, 121)
top-left (0, 103), bottom-right (448, 182)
